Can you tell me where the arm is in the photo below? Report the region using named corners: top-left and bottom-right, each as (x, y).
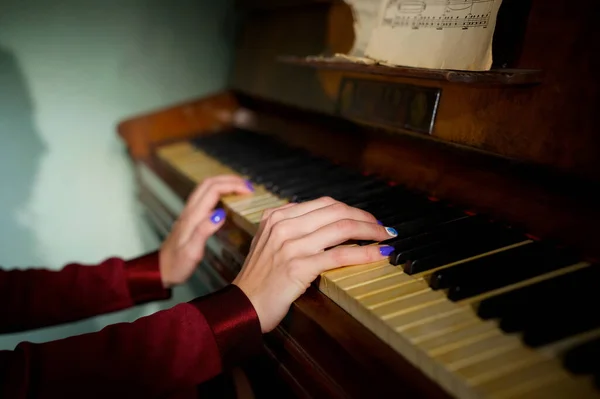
top-left (0, 175), bottom-right (254, 334)
top-left (0, 252), bottom-right (169, 334)
top-left (0, 285), bottom-right (263, 399)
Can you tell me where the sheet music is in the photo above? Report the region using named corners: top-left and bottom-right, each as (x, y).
top-left (364, 0), bottom-right (503, 70)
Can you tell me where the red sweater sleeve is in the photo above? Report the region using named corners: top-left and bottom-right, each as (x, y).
top-left (0, 252), bottom-right (170, 333)
top-left (0, 285), bottom-right (263, 398)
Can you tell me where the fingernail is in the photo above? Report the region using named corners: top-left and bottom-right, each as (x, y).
top-left (385, 227), bottom-right (398, 237)
top-left (210, 208), bottom-right (226, 224)
top-left (245, 180), bottom-right (255, 192)
top-left (377, 220), bottom-right (383, 225)
top-left (379, 245), bottom-right (394, 256)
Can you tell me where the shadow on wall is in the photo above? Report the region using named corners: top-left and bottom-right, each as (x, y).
top-left (0, 45), bottom-right (46, 268)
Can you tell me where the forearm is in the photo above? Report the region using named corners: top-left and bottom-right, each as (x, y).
top-left (0, 285), bottom-right (262, 399)
top-left (0, 252), bottom-right (170, 333)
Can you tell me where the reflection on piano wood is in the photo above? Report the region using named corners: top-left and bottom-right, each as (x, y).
top-left (147, 130), bottom-right (599, 398)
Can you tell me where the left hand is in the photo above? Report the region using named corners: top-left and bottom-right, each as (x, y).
top-left (159, 175), bottom-right (254, 288)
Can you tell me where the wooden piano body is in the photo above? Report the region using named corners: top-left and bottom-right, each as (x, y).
top-left (118, 0), bottom-right (600, 397)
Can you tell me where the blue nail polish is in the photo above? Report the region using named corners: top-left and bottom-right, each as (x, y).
top-left (210, 208), bottom-right (226, 224)
top-left (379, 246), bottom-right (394, 256)
top-left (385, 227), bottom-right (398, 237)
top-left (245, 180), bottom-right (255, 192)
top-left (377, 220), bottom-right (383, 225)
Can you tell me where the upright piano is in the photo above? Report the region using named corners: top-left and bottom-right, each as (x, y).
top-left (117, 0), bottom-right (600, 397)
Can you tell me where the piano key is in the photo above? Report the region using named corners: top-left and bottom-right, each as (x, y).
top-left (495, 267), bottom-right (600, 346)
top-left (473, 359), bottom-right (567, 395)
top-left (429, 241), bottom-right (574, 293)
top-left (157, 137), bottom-right (600, 399)
top-left (504, 378), bottom-right (600, 399)
top-left (563, 336), bottom-right (600, 374)
top-left (446, 257), bottom-right (582, 302)
top-left (477, 265), bottom-right (596, 320)
top-left (277, 174), bottom-right (370, 199)
top-left (382, 214), bottom-right (480, 251)
top-left (392, 240), bottom-right (447, 266)
top-left (521, 303), bottom-right (600, 347)
top-left (418, 320), bottom-right (499, 353)
top-left (453, 346), bottom-right (542, 385)
top-left (407, 231), bottom-right (528, 274)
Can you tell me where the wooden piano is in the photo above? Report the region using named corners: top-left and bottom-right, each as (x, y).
top-left (117, 0), bottom-right (600, 397)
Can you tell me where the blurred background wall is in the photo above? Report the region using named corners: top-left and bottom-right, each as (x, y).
top-left (0, 0), bottom-right (236, 349)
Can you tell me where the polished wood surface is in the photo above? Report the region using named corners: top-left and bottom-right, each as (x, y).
top-left (118, 92), bottom-right (239, 159)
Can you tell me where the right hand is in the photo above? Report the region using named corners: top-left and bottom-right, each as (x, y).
top-left (232, 197), bottom-right (398, 333)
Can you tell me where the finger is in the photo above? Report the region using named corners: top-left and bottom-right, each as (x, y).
top-left (260, 196), bottom-right (337, 226)
top-left (251, 202), bottom-right (297, 254)
top-left (188, 208), bottom-right (227, 246)
top-left (180, 180), bottom-right (252, 243)
top-left (304, 244), bottom-right (393, 277)
top-left (268, 202), bottom-right (378, 245)
top-left (186, 175), bottom-right (252, 212)
top-left (180, 208), bottom-right (227, 266)
top-left (284, 219), bottom-right (396, 257)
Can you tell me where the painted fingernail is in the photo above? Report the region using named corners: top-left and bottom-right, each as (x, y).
top-left (245, 180), bottom-right (255, 192)
top-left (377, 220), bottom-right (383, 225)
top-left (385, 227), bottom-right (398, 237)
top-left (210, 208), bottom-right (226, 224)
top-left (379, 246), bottom-right (394, 256)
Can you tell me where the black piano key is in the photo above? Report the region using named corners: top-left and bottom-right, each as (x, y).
top-left (477, 266), bottom-right (594, 320)
top-left (255, 161), bottom-right (330, 185)
top-left (328, 178), bottom-right (389, 196)
top-left (386, 214), bottom-right (484, 253)
top-left (521, 307), bottom-right (600, 347)
top-left (563, 337), bottom-right (600, 374)
top-left (356, 205), bottom-right (460, 246)
top-left (392, 240), bottom-right (447, 266)
top-left (279, 174), bottom-right (375, 200)
top-left (416, 228), bottom-right (527, 280)
top-left (391, 209), bottom-right (466, 238)
top-left (445, 244), bottom-right (579, 301)
top-left (270, 171), bottom-right (346, 195)
top-left (377, 202), bottom-right (442, 226)
top-left (332, 184), bottom-right (411, 206)
top-left (487, 265), bottom-right (600, 345)
top-left (428, 241), bottom-right (540, 290)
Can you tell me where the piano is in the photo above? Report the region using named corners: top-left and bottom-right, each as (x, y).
top-left (117, 0), bottom-right (600, 398)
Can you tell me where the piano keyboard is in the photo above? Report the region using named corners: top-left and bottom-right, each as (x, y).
top-left (155, 130), bottom-right (600, 399)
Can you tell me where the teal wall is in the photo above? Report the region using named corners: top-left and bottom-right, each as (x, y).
top-left (0, 0), bottom-right (235, 349)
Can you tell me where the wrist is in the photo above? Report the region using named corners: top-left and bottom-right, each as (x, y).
top-left (232, 281), bottom-right (267, 333)
top-left (158, 249), bottom-right (175, 289)
top-left (124, 251), bottom-right (171, 303)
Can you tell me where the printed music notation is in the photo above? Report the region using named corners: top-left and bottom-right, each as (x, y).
top-left (381, 0), bottom-right (497, 30)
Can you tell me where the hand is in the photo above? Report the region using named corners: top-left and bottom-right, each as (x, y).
top-left (232, 197), bottom-right (398, 333)
top-left (159, 175), bottom-right (254, 288)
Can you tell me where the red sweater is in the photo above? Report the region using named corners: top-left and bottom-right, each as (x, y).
top-left (0, 252), bottom-right (263, 398)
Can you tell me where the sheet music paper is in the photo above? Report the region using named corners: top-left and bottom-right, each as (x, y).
top-left (364, 0), bottom-right (503, 70)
